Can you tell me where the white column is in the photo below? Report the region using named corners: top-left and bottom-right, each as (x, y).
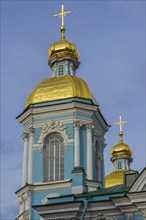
top-left (86, 124), bottom-right (93, 180)
top-left (22, 132), bottom-right (28, 186)
top-left (28, 127), bottom-right (34, 184)
top-left (73, 121), bottom-right (81, 167)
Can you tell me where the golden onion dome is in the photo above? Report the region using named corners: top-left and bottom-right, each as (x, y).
top-left (111, 142), bottom-right (132, 158)
top-left (48, 40), bottom-right (80, 59)
top-left (105, 170), bottom-right (127, 188)
top-left (25, 75), bottom-right (92, 108)
top-left (110, 130), bottom-right (133, 162)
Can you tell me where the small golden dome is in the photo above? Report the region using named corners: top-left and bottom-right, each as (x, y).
top-left (48, 40), bottom-right (80, 59)
top-left (105, 170), bottom-right (126, 188)
top-left (111, 141), bottom-right (132, 160)
top-left (25, 75), bottom-right (92, 108)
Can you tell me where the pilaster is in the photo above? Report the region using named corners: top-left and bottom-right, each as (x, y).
top-left (86, 123), bottom-right (94, 180)
top-left (22, 132), bottom-right (28, 186)
top-left (28, 127), bottom-right (34, 184)
top-left (73, 121), bottom-right (81, 167)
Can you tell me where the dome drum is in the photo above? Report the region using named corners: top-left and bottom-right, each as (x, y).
top-left (48, 53), bottom-right (80, 69)
top-left (111, 155), bottom-right (133, 163)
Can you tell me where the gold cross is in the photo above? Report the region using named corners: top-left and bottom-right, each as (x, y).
top-left (54, 5), bottom-right (72, 26)
top-left (115, 115), bottom-right (127, 133)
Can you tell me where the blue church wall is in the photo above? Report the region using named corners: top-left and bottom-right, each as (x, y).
top-left (31, 188), bottom-right (72, 219)
top-left (133, 214), bottom-right (144, 220)
top-left (80, 126), bottom-right (87, 172)
top-left (66, 123), bottom-right (74, 139)
top-left (118, 217), bottom-right (126, 220)
top-left (34, 127), bottom-right (42, 144)
top-left (64, 143), bottom-right (74, 179)
top-left (89, 193), bottom-right (125, 202)
top-left (33, 149), bottom-right (43, 182)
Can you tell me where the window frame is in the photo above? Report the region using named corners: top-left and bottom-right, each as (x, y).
top-left (43, 133), bottom-right (64, 182)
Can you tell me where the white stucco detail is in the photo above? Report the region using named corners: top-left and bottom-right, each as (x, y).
top-left (42, 193), bottom-right (60, 204)
top-left (23, 191), bottom-right (31, 211)
top-left (124, 212), bottom-right (134, 220)
top-left (18, 196), bottom-right (25, 215)
top-left (38, 120), bottom-right (69, 151)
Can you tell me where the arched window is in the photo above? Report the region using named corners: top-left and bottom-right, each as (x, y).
top-left (43, 133), bottom-right (64, 182)
top-left (117, 161), bottom-right (122, 170)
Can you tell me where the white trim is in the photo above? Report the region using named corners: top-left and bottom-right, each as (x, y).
top-left (129, 168), bottom-right (146, 192)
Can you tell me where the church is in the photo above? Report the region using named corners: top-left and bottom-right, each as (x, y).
top-left (15, 5), bottom-right (146, 220)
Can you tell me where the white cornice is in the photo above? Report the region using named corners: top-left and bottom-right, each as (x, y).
top-left (17, 101), bottom-right (97, 126)
top-left (16, 179), bottom-right (72, 197)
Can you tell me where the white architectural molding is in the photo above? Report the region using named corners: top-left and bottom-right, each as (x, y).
top-left (86, 123), bottom-right (94, 180)
top-left (28, 127), bottom-right (34, 184)
top-left (23, 191), bottom-right (31, 211)
top-left (38, 120), bottom-right (69, 151)
top-left (42, 193), bottom-right (60, 204)
top-left (124, 212), bottom-right (134, 220)
top-left (96, 213), bottom-right (106, 220)
top-left (22, 132), bottom-right (28, 186)
top-left (18, 196), bottom-right (25, 215)
top-left (73, 121), bottom-right (82, 167)
top-left (129, 168), bottom-right (146, 192)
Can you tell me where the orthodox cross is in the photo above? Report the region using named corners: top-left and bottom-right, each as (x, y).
top-left (115, 115), bottom-right (127, 133)
top-left (54, 5), bottom-right (72, 26)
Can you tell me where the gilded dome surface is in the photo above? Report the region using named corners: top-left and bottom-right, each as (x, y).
top-left (48, 40), bottom-right (80, 59)
top-left (105, 170), bottom-right (126, 188)
top-left (25, 75), bottom-right (92, 108)
top-left (111, 142), bottom-right (132, 158)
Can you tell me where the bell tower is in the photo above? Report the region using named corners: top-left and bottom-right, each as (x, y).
top-left (16, 5), bottom-right (109, 220)
top-left (105, 115), bottom-right (133, 188)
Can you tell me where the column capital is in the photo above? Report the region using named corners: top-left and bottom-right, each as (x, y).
top-left (22, 132), bottom-right (28, 141)
top-left (124, 212), bottom-right (134, 220)
top-left (29, 126), bottom-right (34, 136)
top-left (86, 123), bottom-right (94, 131)
top-left (73, 121), bottom-right (81, 130)
top-left (140, 208), bottom-right (146, 217)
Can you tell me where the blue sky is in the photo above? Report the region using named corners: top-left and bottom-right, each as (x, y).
top-left (1, 1), bottom-right (145, 219)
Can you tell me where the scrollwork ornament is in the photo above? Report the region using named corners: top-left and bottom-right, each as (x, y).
top-left (140, 208), bottom-right (146, 217)
top-left (124, 212), bottom-right (134, 220)
top-left (86, 123), bottom-right (94, 131)
top-left (73, 121), bottom-right (82, 129)
top-left (38, 120), bottom-right (68, 151)
top-left (96, 213), bottom-right (106, 220)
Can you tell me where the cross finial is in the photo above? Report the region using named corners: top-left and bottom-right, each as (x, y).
top-left (115, 115), bottom-right (127, 133)
top-left (54, 5), bottom-right (72, 40)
